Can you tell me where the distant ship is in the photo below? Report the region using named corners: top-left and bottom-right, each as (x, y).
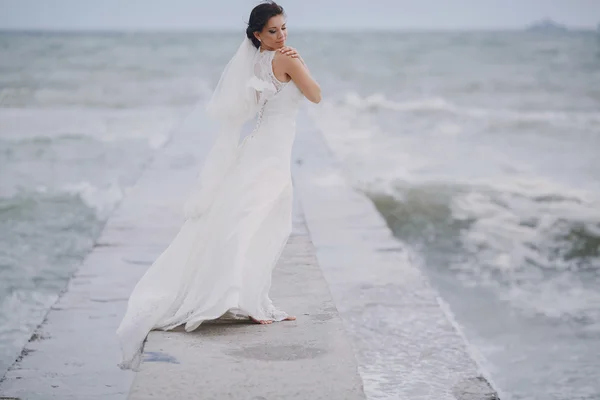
top-left (526, 18), bottom-right (568, 32)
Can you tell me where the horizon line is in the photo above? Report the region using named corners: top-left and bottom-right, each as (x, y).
top-left (0, 26), bottom-right (597, 34)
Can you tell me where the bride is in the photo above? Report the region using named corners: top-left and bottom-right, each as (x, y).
top-left (116, 1), bottom-right (321, 370)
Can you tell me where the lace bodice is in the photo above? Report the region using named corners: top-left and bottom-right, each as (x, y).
top-left (249, 50), bottom-right (303, 132)
top-left (254, 49), bottom-right (288, 93)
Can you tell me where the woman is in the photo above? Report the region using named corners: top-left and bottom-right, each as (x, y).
top-left (116, 1), bottom-right (321, 371)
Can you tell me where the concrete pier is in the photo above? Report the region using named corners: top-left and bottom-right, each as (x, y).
top-left (128, 200), bottom-right (365, 400)
top-left (0, 109), bottom-right (499, 400)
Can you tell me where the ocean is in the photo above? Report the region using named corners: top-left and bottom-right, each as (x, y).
top-left (1, 31), bottom-right (599, 399)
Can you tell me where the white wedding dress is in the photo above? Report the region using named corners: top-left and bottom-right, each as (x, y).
top-left (116, 48), bottom-right (304, 370)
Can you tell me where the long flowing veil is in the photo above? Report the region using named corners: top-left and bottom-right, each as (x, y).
top-left (181, 37), bottom-right (259, 218)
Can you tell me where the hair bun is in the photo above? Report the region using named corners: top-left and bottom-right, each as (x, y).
top-left (246, 1), bottom-right (284, 49)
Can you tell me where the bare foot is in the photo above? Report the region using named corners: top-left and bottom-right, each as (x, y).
top-left (249, 315), bottom-right (296, 324)
top-left (249, 316), bottom-right (273, 325)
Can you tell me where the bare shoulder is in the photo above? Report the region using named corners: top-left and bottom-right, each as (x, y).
top-left (273, 50), bottom-right (302, 70)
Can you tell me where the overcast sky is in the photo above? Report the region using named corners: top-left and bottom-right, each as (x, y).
top-left (0, 0), bottom-right (598, 31)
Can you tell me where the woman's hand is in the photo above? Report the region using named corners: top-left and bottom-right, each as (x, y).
top-left (278, 50), bottom-right (321, 103)
top-left (279, 46), bottom-right (307, 67)
top-left (278, 46), bottom-right (299, 59)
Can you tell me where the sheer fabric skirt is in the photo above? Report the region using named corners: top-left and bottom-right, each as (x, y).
top-left (116, 128), bottom-right (293, 371)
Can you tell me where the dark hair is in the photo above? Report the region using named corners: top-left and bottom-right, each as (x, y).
top-left (246, 1), bottom-right (285, 49)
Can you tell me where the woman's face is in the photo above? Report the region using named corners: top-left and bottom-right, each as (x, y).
top-left (254, 14), bottom-right (287, 49)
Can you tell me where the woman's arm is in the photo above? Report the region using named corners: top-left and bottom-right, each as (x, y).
top-left (278, 46), bottom-right (306, 67)
top-left (277, 52), bottom-right (321, 104)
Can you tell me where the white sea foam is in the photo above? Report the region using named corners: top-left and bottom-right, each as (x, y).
top-left (0, 107), bottom-right (188, 149)
top-left (340, 91), bottom-right (600, 126)
top-left (31, 181), bottom-right (125, 220)
top-left (449, 180), bottom-right (600, 319)
top-left (307, 102), bottom-right (427, 186)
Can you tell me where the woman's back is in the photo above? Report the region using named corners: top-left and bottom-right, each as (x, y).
top-left (252, 49), bottom-right (304, 126)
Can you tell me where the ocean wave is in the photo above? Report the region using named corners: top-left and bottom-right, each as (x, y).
top-left (60, 182), bottom-right (125, 219)
top-left (340, 92), bottom-right (600, 126)
top-left (0, 107), bottom-right (187, 149)
top-left (0, 76), bottom-right (213, 109)
top-left (1, 181), bottom-right (124, 220)
top-left (365, 180), bottom-right (600, 321)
